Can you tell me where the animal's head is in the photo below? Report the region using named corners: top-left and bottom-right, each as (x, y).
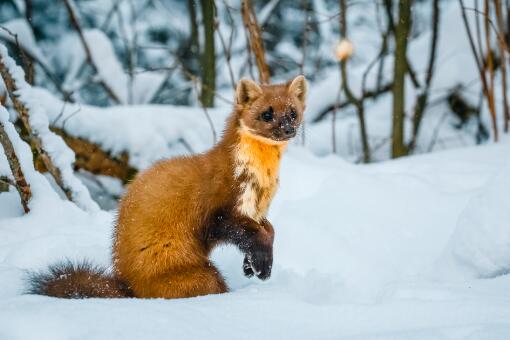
top-left (235, 75), bottom-right (307, 144)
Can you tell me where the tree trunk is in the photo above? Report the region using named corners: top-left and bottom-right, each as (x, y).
top-left (200, 0), bottom-right (216, 107)
top-left (391, 0), bottom-right (412, 158)
top-left (408, 0), bottom-right (440, 152)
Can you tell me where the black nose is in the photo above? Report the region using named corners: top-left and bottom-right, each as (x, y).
top-left (284, 126), bottom-right (295, 135)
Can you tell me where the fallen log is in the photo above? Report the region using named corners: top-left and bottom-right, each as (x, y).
top-left (51, 127), bottom-right (137, 183)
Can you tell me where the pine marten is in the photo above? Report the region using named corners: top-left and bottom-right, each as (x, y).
top-left (28, 76), bottom-right (307, 299)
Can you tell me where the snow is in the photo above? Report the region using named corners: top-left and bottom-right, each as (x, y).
top-left (258, 0), bottom-right (282, 26)
top-left (1, 0), bottom-right (510, 338)
top-left (33, 87), bottom-right (225, 169)
top-left (446, 162), bottom-right (510, 279)
top-left (1, 140), bottom-right (510, 339)
top-left (57, 29), bottom-right (167, 105)
top-left (0, 44), bottom-right (99, 212)
top-left (84, 29), bottom-right (167, 105)
top-left (0, 18), bottom-right (53, 72)
top-left (302, 1), bottom-right (509, 161)
top-left (0, 104), bottom-right (60, 208)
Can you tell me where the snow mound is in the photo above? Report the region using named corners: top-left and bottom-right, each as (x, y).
top-left (449, 162), bottom-right (510, 278)
top-left (2, 142), bottom-right (510, 339)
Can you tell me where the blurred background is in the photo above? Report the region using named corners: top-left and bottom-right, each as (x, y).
top-left (0, 0), bottom-right (509, 207)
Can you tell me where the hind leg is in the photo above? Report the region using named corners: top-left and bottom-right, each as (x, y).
top-left (133, 262), bottom-right (228, 299)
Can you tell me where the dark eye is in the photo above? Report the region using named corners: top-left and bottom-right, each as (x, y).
top-left (290, 109), bottom-right (297, 119)
top-left (260, 110), bottom-right (273, 122)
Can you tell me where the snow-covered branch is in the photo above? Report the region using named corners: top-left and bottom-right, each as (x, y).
top-left (0, 44), bottom-right (98, 212)
top-left (0, 103), bottom-right (31, 212)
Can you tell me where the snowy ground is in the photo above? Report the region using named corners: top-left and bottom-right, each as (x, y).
top-left (1, 0), bottom-right (510, 338)
top-left (1, 141), bottom-right (510, 339)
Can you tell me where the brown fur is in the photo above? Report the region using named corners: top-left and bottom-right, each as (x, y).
top-left (28, 76), bottom-right (307, 299)
top-left (27, 261), bottom-right (132, 298)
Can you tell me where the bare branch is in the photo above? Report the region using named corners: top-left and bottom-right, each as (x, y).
top-left (313, 83), bottom-right (393, 123)
top-left (241, 0), bottom-right (271, 84)
top-left (494, 0), bottom-right (510, 132)
top-left (459, 0), bottom-right (499, 141)
top-left (338, 0), bottom-right (371, 162)
top-left (172, 56), bottom-right (218, 144)
top-left (62, 0), bottom-right (121, 104)
top-left (408, 0), bottom-right (440, 152)
top-left (0, 26), bottom-right (74, 101)
top-left (0, 175), bottom-right (15, 187)
top-left (214, 3), bottom-right (237, 90)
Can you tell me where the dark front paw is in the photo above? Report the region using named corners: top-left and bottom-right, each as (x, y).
top-left (243, 256), bottom-right (254, 278)
top-left (245, 246), bottom-right (273, 280)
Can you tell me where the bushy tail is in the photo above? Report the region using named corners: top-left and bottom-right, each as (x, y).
top-left (27, 260), bottom-right (132, 298)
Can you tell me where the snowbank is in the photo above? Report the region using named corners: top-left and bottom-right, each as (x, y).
top-left (447, 162), bottom-right (510, 278)
top-left (1, 142), bottom-right (510, 339)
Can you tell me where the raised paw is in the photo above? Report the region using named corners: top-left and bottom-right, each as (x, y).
top-left (243, 256), bottom-right (254, 278)
top-left (245, 246), bottom-right (273, 281)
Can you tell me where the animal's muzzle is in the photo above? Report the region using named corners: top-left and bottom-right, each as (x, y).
top-left (280, 117), bottom-right (296, 137)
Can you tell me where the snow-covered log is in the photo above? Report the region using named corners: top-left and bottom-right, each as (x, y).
top-left (52, 127), bottom-right (137, 183)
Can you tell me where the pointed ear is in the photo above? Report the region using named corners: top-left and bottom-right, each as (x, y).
top-left (288, 75), bottom-right (308, 105)
top-left (236, 79), bottom-right (263, 105)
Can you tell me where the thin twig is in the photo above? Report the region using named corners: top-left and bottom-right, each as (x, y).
top-left (427, 111), bottom-right (449, 152)
top-left (408, 0), bottom-right (440, 152)
top-left (173, 57), bottom-right (217, 144)
top-left (494, 0), bottom-right (510, 132)
top-left (0, 175), bottom-right (15, 187)
top-left (312, 82), bottom-right (393, 123)
top-left (62, 0), bottom-right (121, 104)
top-left (338, 0), bottom-right (371, 162)
top-left (0, 26), bottom-right (74, 101)
top-left (214, 3), bottom-right (237, 90)
top-left (241, 0), bottom-right (271, 84)
top-left (459, 0), bottom-right (499, 141)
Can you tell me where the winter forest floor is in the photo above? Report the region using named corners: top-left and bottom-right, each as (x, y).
top-left (1, 0), bottom-right (510, 338)
top-left (1, 140), bottom-right (510, 340)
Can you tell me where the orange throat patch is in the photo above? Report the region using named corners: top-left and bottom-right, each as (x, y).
top-left (234, 127), bottom-right (287, 222)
